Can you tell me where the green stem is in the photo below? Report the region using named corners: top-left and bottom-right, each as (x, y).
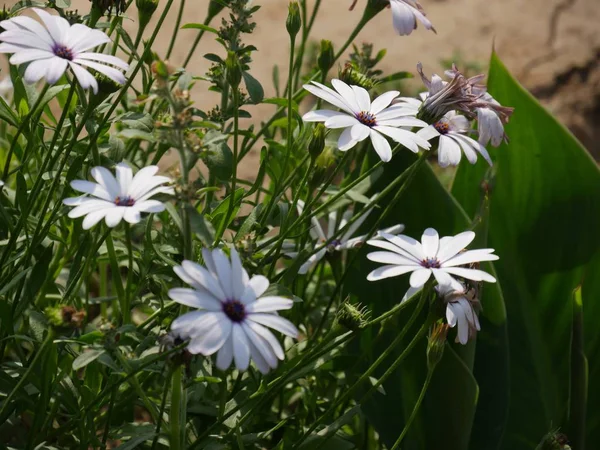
top-left (183, 14), bottom-right (215, 68)
top-left (0, 329), bottom-right (54, 423)
top-left (125, 224), bottom-right (134, 322)
top-left (1, 84), bottom-right (50, 180)
top-left (294, 294), bottom-right (426, 447)
top-left (390, 370), bottom-right (435, 450)
top-left (166, 0), bottom-right (186, 60)
top-left (215, 88), bottom-right (240, 242)
top-left (151, 369), bottom-right (173, 450)
top-left (170, 366), bottom-right (183, 450)
top-left (106, 233), bottom-right (127, 323)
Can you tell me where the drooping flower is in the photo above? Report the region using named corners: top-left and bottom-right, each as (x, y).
top-left (388, 0), bottom-right (435, 36)
top-left (169, 248), bottom-right (299, 374)
top-left (439, 282), bottom-right (481, 345)
top-left (63, 162), bottom-right (173, 229)
top-left (366, 227), bottom-right (498, 288)
top-left (0, 8), bottom-right (128, 93)
top-left (0, 76), bottom-right (12, 101)
top-left (289, 199), bottom-right (404, 274)
top-left (302, 79), bottom-right (431, 162)
top-left (417, 111), bottom-right (492, 167)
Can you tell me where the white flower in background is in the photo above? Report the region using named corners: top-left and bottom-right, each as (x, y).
top-left (169, 248), bottom-right (299, 374)
top-left (366, 227), bottom-right (498, 288)
top-left (0, 180), bottom-right (4, 189)
top-left (63, 162), bottom-right (173, 229)
top-left (0, 8), bottom-right (128, 93)
top-left (476, 92), bottom-right (511, 147)
top-left (417, 111), bottom-right (492, 167)
top-left (0, 77), bottom-right (12, 101)
top-left (389, 0), bottom-right (435, 36)
top-left (438, 283), bottom-right (481, 345)
top-left (289, 199), bottom-right (404, 274)
top-left (302, 79), bottom-right (431, 162)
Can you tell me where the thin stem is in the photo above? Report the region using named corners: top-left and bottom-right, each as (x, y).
top-left (106, 233), bottom-right (127, 323)
top-left (183, 15), bottom-right (214, 68)
top-left (170, 366), bottom-right (183, 450)
top-left (125, 224), bottom-right (134, 323)
top-left (294, 294), bottom-right (426, 447)
top-left (1, 84), bottom-right (50, 180)
top-left (390, 370), bottom-right (435, 450)
top-left (166, 0), bottom-right (186, 60)
top-left (151, 369), bottom-right (173, 450)
top-left (0, 329), bottom-right (53, 423)
top-left (215, 88), bottom-right (240, 242)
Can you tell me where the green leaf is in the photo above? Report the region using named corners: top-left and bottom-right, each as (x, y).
top-left (452, 52), bottom-right (600, 449)
top-left (242, 71), bottom-right (264, 104)
top-left (234, 204), bottom-right (263, 242)
top-left (117, 129), bottom-right (156, 142)
top-left (182, 23), bottom-right (219, 34)
top-left (187, 205), bottom-right (216, 246)
top-left (72, 349), bottom-right (106, 371)
top-left (204, 131), bottom-right (233, 180)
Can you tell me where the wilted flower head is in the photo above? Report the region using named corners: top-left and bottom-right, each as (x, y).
top-left (289, 197), bottom-right (404, 274)
top-left (90, 0), bottom-right (128, 16)
top-left (388, 0), bottom-right (435, 36)
top-left (415, 63), bottom-right (514, 147)
top-left (437, 282), bottom-right (481, 345)
top-left (0, 8), bottom-right (129, 93)
top-left (417, 111), bottom-right (492, 167)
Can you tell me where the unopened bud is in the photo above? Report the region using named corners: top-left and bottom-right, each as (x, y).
top-left (136, 0), bottom-right (159, 29)
top-left (535, 431), bottom-right (571, 450)
top-left (45, 305), bottom-right (86, 329)
top-left (207, 0), bottom-right (226, 19)
top-left (308, 124), bottom-right (326, 160)
top-left (286, 2), bottom-right (301, 39)
top-left (317, 40), bottom-right (335, 75)
top-left (336, 301), bottom-right (370, 331)
top-left (225, 52), bottom-right (242, 88)
top-left (427, 322), bottom-right (449, 370)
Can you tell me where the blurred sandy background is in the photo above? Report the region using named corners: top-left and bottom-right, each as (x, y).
top-left (50, 0), bottom-right (600, 164)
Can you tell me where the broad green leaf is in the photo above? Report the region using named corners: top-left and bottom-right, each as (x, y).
top-left (72, 349), bottom-right (106, 371)
top-left (242, 71), bottom-right (264, 104)
top-left (452, 52), bottom-right (600, 449)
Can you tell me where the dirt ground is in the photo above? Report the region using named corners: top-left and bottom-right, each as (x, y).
top-left (68, 0), bottom-right (600, 166)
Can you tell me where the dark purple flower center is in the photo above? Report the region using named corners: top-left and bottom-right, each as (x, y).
top-left (223, 300), bottom-right (246, 323)
top-left (114, 196), bottom-right (135, 206)
top-left (356, 111), bottom-right (377, 127)
top-left (421, 257), bottom-right (441, 268)
top-left (433, 119), bottom-right (450, 135)
top-left (53, 44), bottom-right (73, 61)
top-left (327, 239), bottom-right (342, 253)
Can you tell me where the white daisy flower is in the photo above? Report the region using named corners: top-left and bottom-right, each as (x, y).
top-left (169, 248), bottom-right (299, 374)
top-left (302, 79), bottom-right (431, 162)
top-left (476, 93), bottom-right (511, 147)
top-left (290, 199), bottom-right (404, 275)
top-left (0, 8), bottom-right (128, 94)
top-left (366, 227), bottom-right (498, 289)
top-left (63, 162), bottom-right (173, 230)
top-left (417, 111), bottom-right (492, 167)
top-left (0, 77), bottom-right (12, 101)
top-left (389, 0), bottom-right (435, 36)
top-left (0, 180), bottom-right (4, 189)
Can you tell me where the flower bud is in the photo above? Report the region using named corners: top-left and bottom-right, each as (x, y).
top-left (317, 40), bottom-right (335, 75)
top-left (90, 0), bottom-right (128, 16)
top-left (308, 124), bottom-right (326, 160)
top-left (535, 431), bottom-right (571, 450)
top-left (286, 2), bottom-right (302, 39)
top-left (136, 0), bottom-right (159, 29)
top-left (225, 52), bottom-right (242, 88)
top-left (45, 305), bottom-right (86, 329)
top-left (207, 0), bottom-right (226, 19)
top-left (427, 322), bottom-right (449, 370)
top-left (336, 301), bottom-right (370, 331)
